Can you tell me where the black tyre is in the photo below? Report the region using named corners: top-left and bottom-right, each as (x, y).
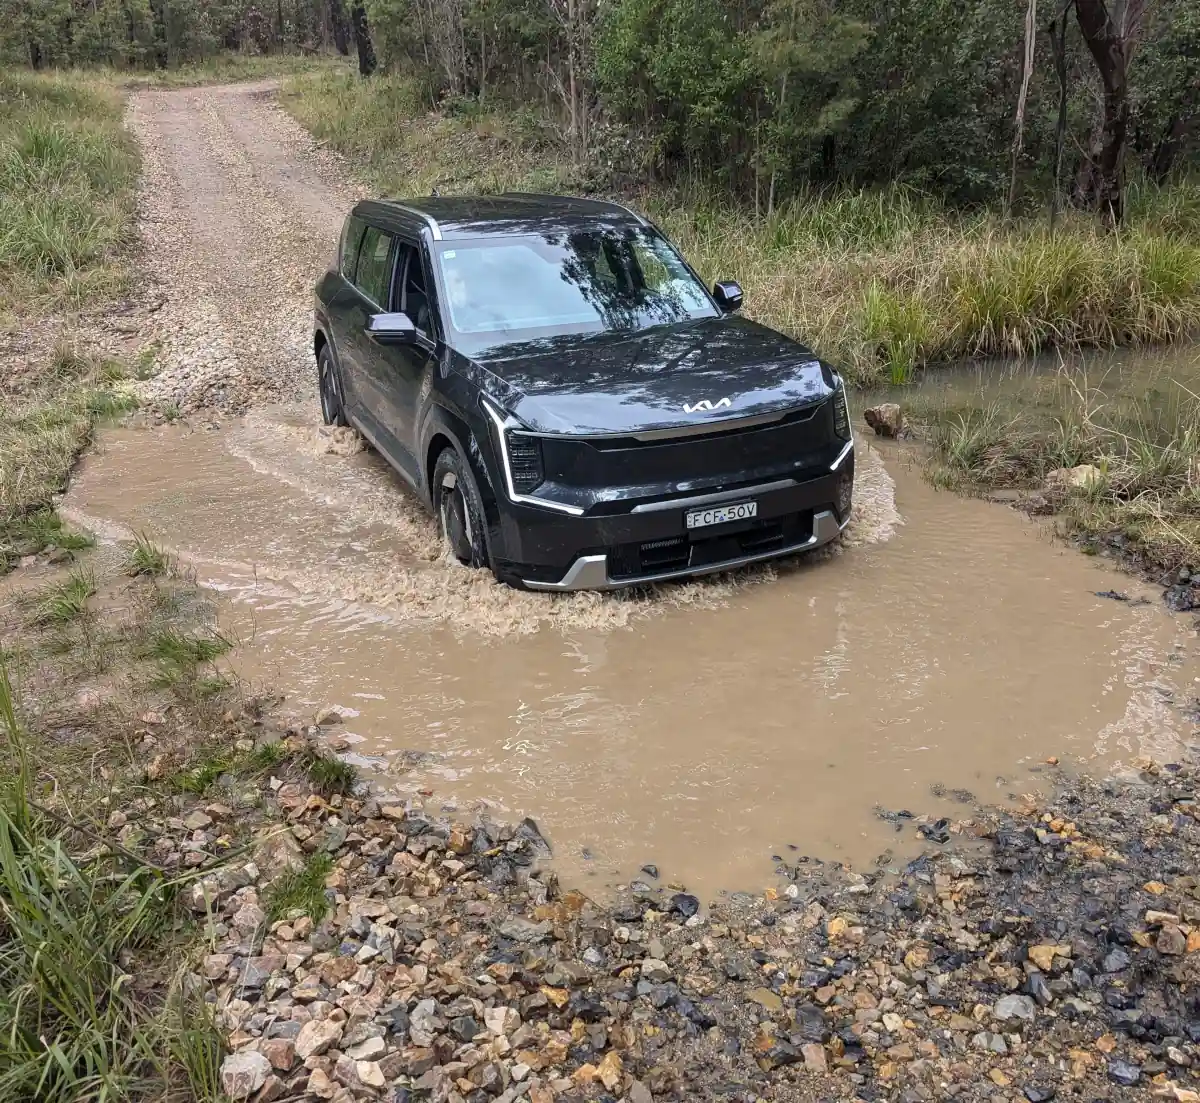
top-left (432, 447), bottom-right (490, 570)
top-left (317, 344), bottom-right (348, 427)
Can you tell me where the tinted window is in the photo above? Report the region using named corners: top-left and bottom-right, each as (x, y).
top-left (339, 215), bottom-right (366, 281)
top-left (432, 229), bottom-right (717, 355)
top-left (399, 244), bottom-right (431, 335)
top-left (355, 226), bottom-right (395, 307)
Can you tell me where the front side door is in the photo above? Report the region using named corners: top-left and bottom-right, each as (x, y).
top-left (341, 225), bottom-right (419, 479)
top-left (375, 239), bottom-right (438, 467)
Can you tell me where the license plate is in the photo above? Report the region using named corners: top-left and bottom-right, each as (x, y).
top-left (685, 501), bottom-right (758, 530)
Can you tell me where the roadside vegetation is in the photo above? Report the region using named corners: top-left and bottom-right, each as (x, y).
top-left (905, 353), bottom-right (1200, 573)
top-left (0, 537), bottom-right (357, 1099)
top-left (283, 69), bottom-right (1200, 388)
top-left (0, 70), bottom-right (138, 316)
top-left (0, 71), bottom-right (141, 575)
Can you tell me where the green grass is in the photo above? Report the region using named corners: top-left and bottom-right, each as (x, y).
top-left (282, 69), bottom-right (1200, 387)
top-left (265, 851), bottom-right (333, 923)
top-left (301, 748), bottom-right (357, 796)
top-left (168, 746), bottom-right (236, 794)
top-left (139, 627), bottom-right (232, 690)
top-left (29, 566), bottom-right (96, 626)
top-left (0, 656), bottom-right (226, 1102)
top-left (120, 53), bottom-right (338, 89)
top-left (125, 533), bottom-right (173, 578)
top-left (0, 71), bottom-right (139, 314)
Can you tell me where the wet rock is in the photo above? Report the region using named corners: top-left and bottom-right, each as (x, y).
top-left (1165, 585), bottom-right (1199, 612)
top-left (1023, 1087), bottom-right (1056, 1102)
top-left (918, 818), bottom-right (950, 844)
top-left (1044, 464), bottom-right (1102, 492)
top-left (220, 1050), bottom-right (270, 1099)
top-left (864, 403), bottom-right (904, 438)
top-left (669, 892), bottom-right (700, 919)
top-left (641, 864), bottom-right (659, 879)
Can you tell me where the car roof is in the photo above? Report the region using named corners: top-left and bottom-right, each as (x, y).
top-left (352, 193), bottom-right (648, 241)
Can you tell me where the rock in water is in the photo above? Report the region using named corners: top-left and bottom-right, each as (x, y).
top-left (670, 892), bottom-right (700, 919)
top-left (516, 817), bottom-right (553, 857)
top-left (1043, 464), bottom-right (1102, 492)
top-left (864, 403), bottom-right (904, 438)
top-left (220, 1051), bottom-right (270, 1099)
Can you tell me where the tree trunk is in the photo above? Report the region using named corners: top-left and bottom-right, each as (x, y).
top-left (1046, 1), bottom-right (1073, 231)
top-left (1149, 114), bottom-right (1191, 184)
top-left (350, 2), bottom-right (377, 76)
top-left (1072, 0), bottom-right (1146, 225)
top-left (329, 0), bottom-right (350, 54)
top-left (276, 0), bottom-right (285, 48)
top-left (1007, 0), bottom-right (1037, 214)
top-left (29, 40), bottom-right (44, 69)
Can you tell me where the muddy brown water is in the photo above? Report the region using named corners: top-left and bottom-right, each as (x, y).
top-left (60, 408), bottom-right (1200, 899)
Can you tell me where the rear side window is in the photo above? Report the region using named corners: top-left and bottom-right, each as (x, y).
top-left (355, 226), bottom-right (395, 307)
top-left (339, 215), bottom-right (366, 281)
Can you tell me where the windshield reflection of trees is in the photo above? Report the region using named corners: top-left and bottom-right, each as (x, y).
top-left (552, 230), bottom-right (696, 334)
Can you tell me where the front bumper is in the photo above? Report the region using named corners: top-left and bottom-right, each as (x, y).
top-left (488, 450), bottom-right (854, 591)
top-left (524, 507), bottom-right (849, 590)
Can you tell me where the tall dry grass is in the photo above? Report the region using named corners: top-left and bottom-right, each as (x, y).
top-left (925, 362), bottom-right (1200, 569)
top-left (282, 69), bottom-right (1200, 387)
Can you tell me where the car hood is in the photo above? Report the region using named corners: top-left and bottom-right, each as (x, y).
top-left (473, 317), bottom-right (833, 435)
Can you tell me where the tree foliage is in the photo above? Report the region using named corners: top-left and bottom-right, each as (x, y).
top-left (1, 0), bottom-right (1196, 215)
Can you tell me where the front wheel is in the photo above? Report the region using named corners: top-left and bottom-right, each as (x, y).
top-left (432, 447), bottom-right (489, 570)
top-left (317, 344), bottom-right (348, 427)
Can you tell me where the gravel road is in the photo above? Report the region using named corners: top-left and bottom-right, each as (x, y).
top-left (126, 80), bottom-right (365, 412)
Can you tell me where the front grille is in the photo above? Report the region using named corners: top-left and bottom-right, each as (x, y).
top-left (609, 510), bottom-right (813, 581)
top-left (539, 401), bottom-right (835, 490)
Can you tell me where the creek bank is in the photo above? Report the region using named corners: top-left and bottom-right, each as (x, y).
top-left (185, 723), bottom-right (1200, 1103)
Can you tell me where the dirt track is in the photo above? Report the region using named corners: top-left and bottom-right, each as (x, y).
top-left (127, 80), bottom-right (364, 412)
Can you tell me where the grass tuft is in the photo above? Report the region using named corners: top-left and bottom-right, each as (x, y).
top-left (265, 851), bottom-right (334, 923)
top-left (29, 566), bottom-right (96, 626)
top-left (299, 747), bottom-right (357, 796)
top-left (125, 533), bottom-right (173, 578)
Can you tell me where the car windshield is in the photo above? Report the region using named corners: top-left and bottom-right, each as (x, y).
top-left (432, 228), bottom-right (719, 354)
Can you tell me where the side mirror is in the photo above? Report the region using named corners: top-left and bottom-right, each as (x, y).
top-left (366, 311), bottom-right (417, 345)
top-left (713, 280), bottom-right (743, 312)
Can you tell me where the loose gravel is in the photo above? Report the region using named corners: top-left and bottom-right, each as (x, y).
top-left (125, 80), bottom-right (363, 413)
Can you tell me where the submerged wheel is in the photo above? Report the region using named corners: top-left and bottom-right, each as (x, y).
top-left (317, 344), bottom-right (348, 427)
top-left (432, 447), bottom-right (489, 569)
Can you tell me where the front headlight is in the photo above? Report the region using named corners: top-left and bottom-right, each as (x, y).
top-left (832, 383), bottom-right (852, 441)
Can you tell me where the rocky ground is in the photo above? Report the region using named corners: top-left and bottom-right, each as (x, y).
top-left (164, 708), bottom-right (1199, 1103)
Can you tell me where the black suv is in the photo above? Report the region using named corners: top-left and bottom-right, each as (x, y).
top-left (313, 194), bottom-right (853, 591)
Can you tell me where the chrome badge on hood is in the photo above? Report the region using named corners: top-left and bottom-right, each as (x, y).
top-left (682, 397), bottom-right (733, 414)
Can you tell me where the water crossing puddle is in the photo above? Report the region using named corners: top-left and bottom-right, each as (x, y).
top-left (61, 408), bottom-right (1200, 898)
